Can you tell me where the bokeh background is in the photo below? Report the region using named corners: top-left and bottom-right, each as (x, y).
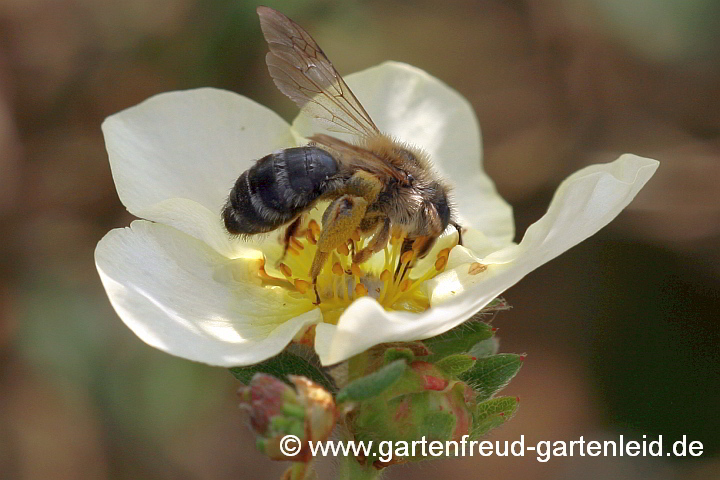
top-left (1, 0), bottom-right (719, 478)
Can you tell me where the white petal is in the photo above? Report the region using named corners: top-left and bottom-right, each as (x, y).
top-left (292, 61), bottom-right (514, 246)
top-left (315, 154), bottom-right (658, 364)
top-left (96, 220), bottom-right (321, 367)
top-left (102, 88), bottom-right (295, 254)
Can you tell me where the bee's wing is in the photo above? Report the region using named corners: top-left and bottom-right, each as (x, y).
top-left (310, 134), bottom-right (405, 182)
top-left (257, 6), bottom-right (380, 138)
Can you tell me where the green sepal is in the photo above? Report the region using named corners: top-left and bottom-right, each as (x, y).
top-left (462, 353), bottom-right (524, 402)
top-left (471, 396), bottom-right (518, 438)
top-left (384, 347), bottom-right (416, 364)
top-left (468, 337), bottom-right (499, 358)
top-left (336, 359), bottom-right (407, 403)
top-left (420, 410), bottom-right (456, 442)
top-left (423, 321), bottom-right (493, 361)
top-left (229, 351), bottom-right (334, 392)
top-left (435, 354), bottom-right (476, 377)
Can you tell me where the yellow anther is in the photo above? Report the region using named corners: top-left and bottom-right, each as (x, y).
top-left (350, 230), bottom-right (361, 243)
top-left (435, 256), bottom-right (448, 272)
top-left (332, 262), bottom-right (344, 276)
top-left (468, 262), bottom-right (487, 275)
top-left (308, 219), bottom-right (321, 237)
top-left (278, 263), bottom-right (292, 277)
top-left (290, 237), bottom-right (304, 251)
top-left (294, 279), bottom-right (310, 294)
top-left (438, 248), bottom-right (451, 259)
top-left (411, 237), bottom-right (426, 252)
top-left (306, 229), bottom-right (317, 245)
top-left (400, 250), bottom-right (414, 265)
top-left (354, 283), bottom-right (368, 297)
top-left (400, 278), bottom-right (411, 292)
top-left (287, 246), bottom-right (300, 256)
top-left (350, 263), bottom-right (363, 278)
top-left (337, 243), bottom-right (350, 256)
top-left (255, 259), bottom-right (275, 280)
top-left (380, 269), bottom-right (392, 283)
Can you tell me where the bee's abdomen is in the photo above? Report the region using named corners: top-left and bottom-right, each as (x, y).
top-left (223, 146), bottom-right (338, 235)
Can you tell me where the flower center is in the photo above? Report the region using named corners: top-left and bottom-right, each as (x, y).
top-left (254, 217), bottom-right (455, 324)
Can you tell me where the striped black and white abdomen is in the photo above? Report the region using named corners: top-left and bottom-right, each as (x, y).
top-left (223, 146), bottom-right (340, 235)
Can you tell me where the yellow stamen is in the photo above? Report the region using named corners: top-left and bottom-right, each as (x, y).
top-left (354, 283), bottom-right (368, 297)
top-left (438, 248), bottom-right (451, 259)
top-left (306, 229), bottom-right (317, 245)
top-left (380, 269), bottom-right (392, 283)
top-left (287, 246), bottom-right (300, 256)
top-left (290, 237), bottom-right (304, 251)
top-left (350, 263), bottom-right (363, 278)
top-left (337, 243), bottom-right (350, 256)
top-left (350, 230), bottom-right (361, 243)
top-left (332, 262), bottom-right (344, 276)
top-left (278, 263), bottom-right (292, 277)
top-left (308, 219), bottom-right (321, 237)
top-left (400, 250), bottom-right (414, 265)
top-left (294, 279), bottom-right (310, 294)
top-left (435, 256), bottom-right (447, 272)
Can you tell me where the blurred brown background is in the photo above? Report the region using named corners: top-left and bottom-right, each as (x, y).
top-left (1, 0), bottom-right (719, 479)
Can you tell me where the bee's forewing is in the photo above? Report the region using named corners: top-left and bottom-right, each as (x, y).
top-left (257, 6), bottom-right (380, 138)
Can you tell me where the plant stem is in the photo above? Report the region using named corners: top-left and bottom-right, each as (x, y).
top-left (337, 455), bottom-right (383, 480)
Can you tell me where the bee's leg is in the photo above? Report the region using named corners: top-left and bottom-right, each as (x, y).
top-left (353, 217), bottom-right (390, 264)
top-left (450, 220), bottom-right (464, 246)
top-left (310, 194), bottom-right (369, 284)
top-left (279, 215), bottom-right (303, 262)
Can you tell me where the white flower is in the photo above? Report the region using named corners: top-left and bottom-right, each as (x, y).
top-left (96, 62), bottom-right (658, 367)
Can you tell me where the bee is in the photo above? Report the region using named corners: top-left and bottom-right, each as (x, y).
top-left (223, 6), bottom-right (463, 288)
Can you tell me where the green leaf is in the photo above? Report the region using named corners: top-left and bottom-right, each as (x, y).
top-left (229, 351), bottom-right (334, 392)
top-left (462, 354), bottom-right (524, 402)
top-left (423, 321), bottom-right (494, 361)
top-left (435, 354), bottom-right (476, 377)
top-left (472, 396), bottom-right (518, 438)
top-left (336, 359), bottom-right (407, 403)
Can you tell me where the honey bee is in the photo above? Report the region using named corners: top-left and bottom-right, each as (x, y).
top-left (223, 6), bottom-right (463, 288)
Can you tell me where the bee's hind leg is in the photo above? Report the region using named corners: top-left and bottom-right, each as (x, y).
top-left (279, 215), bottom-right (304, 262)
top-left (309, 194), bottom-right (369, 300)
top-left (353, 217), bottom-right (390, 265)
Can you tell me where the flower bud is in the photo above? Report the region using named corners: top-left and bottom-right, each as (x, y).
top-left (349, 359), bottom-right (476, 466)
top-left (239, 373), bottom-right (336, 461)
